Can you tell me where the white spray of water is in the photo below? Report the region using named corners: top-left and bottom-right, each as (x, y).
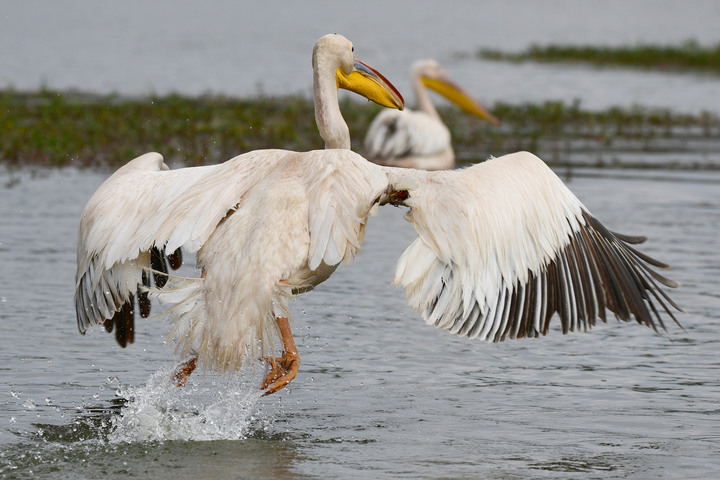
top-left (108, 364), bottom-right (268, 442)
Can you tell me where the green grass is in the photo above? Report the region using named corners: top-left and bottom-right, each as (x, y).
top-left (2, 89), bottom-right (719, 169)
top-left (478, 40), bottom-right (720, 74)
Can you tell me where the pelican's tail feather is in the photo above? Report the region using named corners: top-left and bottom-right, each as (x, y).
top-left (146, 274), bottom-right (281, 373)
top-left (145, 276), bottom-right (205, 361)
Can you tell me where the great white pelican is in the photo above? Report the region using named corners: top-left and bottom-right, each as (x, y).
top-left (364, 59), bottom-right (499, 170)
top-left (75, 35), bottom-right (681, 397)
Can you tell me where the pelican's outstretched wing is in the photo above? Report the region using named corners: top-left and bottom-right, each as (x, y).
top-left (74, 151), bottom-right (285, 336)
top-left (387, 151), bottom-right (681, 341)
top-left (76, 153), bottom-right (235, 337)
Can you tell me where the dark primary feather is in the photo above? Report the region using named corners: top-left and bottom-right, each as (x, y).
top-left (150, 247), bottom-right (169, 288)
top-left (426, 210), bottom-right (682, 343)
top-left (138, 270), bottom-right (152, 318)
top-left (167, 247), bottom-right (183, 270)
top-left (103, 294), bottom-right (135, 348)
top-left (87, 246), bottom-right (185, 348)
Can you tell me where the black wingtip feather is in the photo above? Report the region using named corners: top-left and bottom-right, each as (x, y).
top-left (167, 247), bottom-right (183, 270)
top-left (150, 247), bottom-right (169, 288)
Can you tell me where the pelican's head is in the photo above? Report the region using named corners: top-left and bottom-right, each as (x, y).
top-left (313, 34), bottom-right (404, 111)
top-left (414, 59), bottom-right (499, 125)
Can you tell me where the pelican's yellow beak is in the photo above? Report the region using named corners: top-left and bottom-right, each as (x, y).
top-left (422, 76), bottom-right (499, 125)
top-left (337, 59), bottom-right (404, 111)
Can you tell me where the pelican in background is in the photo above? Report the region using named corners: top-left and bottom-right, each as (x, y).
top-left (364, 59), bottom-right (499, 170)
top-left (75, 35), bottom-right (681, 397)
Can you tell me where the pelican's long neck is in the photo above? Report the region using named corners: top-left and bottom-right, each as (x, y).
top-left (413, 71), bottom-right (440, 121)
top-left (313, 55), bottom-right (351, 150)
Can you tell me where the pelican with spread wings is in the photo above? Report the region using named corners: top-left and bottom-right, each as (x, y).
top-left (75, 34), bottom-right (681, 396)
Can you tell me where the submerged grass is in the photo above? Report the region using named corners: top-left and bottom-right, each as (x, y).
top-left (478, 39), bottom-right (720, 75)
top-left (2, 89), bottom-right (719, 169)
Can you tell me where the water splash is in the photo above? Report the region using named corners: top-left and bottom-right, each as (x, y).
top-left (109, 364), bottom-right (267, 442)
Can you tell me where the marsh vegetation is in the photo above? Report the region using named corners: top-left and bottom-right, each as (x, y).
top-left (476, 40), bottom-right (720, 75)
top-left (3, 89), bottom-right (718, 170)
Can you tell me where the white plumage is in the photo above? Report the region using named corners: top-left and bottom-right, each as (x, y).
top-left (390, 152), bottom-right (680, 340)
top-left (75, 35), bottom-right (681, 395)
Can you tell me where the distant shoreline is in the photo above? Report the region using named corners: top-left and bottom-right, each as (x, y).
top-left (476, 40), bottom-right (720, 75)
top-left (2, 89), bottom-right (719, 170)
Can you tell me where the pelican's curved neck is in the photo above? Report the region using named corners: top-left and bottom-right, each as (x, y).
top-left (313, 55), bottom-right (351, 150)
top-left (413, 71), bottom-right (440, 121)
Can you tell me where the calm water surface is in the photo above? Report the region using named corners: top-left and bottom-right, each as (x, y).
top-left (0, 165), bottom-right (719, 479)
top-left (2, 0), bottom-right (720, 113)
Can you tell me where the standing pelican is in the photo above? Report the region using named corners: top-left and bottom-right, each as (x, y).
top-left (364, 60), bottom-right (499, 170)
top-left (75, 35), bottom-right (681, 397)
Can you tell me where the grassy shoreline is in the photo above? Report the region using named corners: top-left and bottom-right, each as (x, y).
top-left (2, 89), bottom-right (719, 170)
top-left (477, 40), bottom-right (720, 75)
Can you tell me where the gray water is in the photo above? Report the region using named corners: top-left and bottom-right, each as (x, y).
top-left (1, 165), bottom-right (719, 479)
top-left (2, 0), bottom-right (720, 113)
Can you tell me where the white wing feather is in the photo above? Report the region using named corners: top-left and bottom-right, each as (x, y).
top-left (75, 152), bottom-right (261, 331)
top-left (390, 151), bottom-right (680, 341)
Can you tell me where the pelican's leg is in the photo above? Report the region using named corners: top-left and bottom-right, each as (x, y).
top-left (173, 267), bottom-right (205, 387)
top-left (174, 356), bottom-right (198, 387)
top-left (261, 317), bottom-right (300, 395)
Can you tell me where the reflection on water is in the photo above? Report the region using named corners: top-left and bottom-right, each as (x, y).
top-left (1, 166), bottom-right (719, 479)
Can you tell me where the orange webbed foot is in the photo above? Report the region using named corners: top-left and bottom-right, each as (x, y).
top-left (261, 350), bottom-right (300, 395)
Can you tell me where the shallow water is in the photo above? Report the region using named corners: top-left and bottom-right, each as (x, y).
top-left (1, 164), bottom-right (719, 479)
top-left (3, 4), bottom-right (720, 476)
top-left (2, 0), bottom-right (720, 113)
